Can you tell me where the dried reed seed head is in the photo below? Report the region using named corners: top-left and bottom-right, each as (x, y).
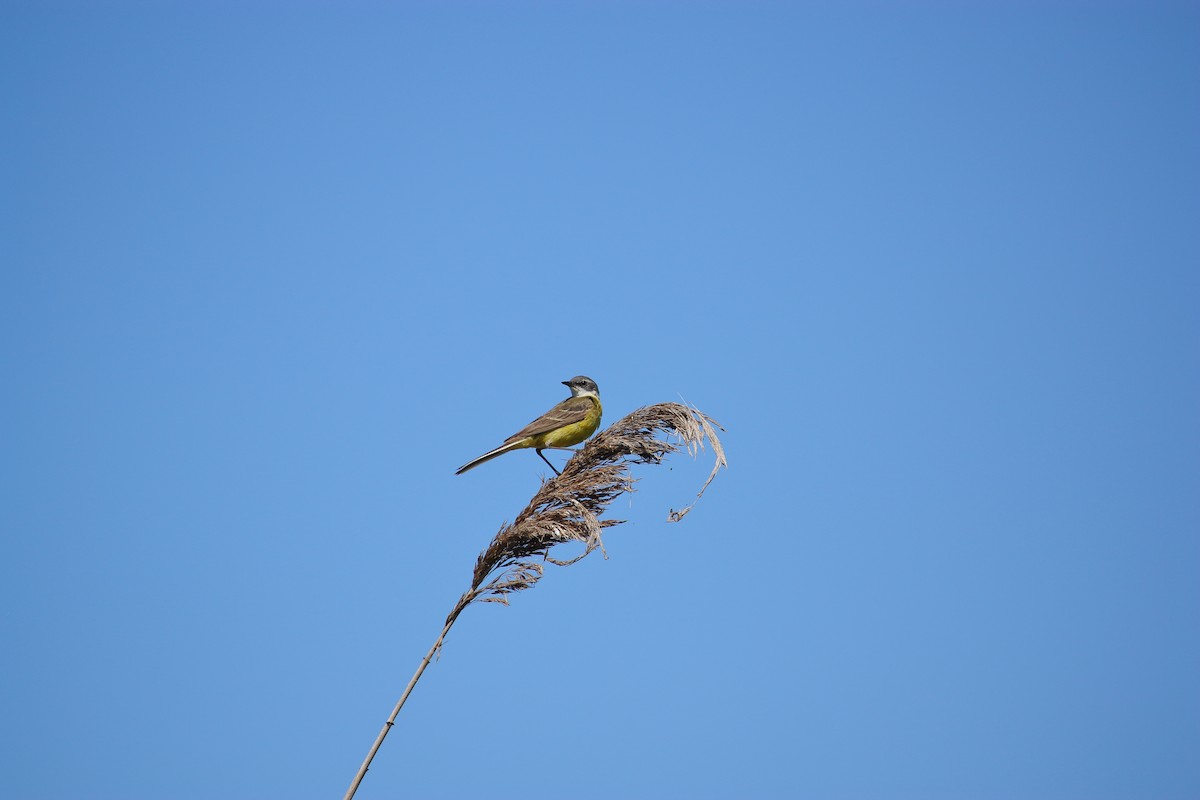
top-left (464, 403), bottom-right (726, 608)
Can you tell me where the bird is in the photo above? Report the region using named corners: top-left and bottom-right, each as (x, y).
top-left (455, 376), bottom-right (602, 476)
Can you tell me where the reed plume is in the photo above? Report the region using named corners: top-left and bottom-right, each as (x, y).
top-left (344, 402), bottom-right (726, 800)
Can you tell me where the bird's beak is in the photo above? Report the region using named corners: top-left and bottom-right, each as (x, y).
top-left (561, 380), bottom-right (570, 387)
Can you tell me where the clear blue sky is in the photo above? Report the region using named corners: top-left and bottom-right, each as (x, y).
top-left (3, 3), bottom-right (1198, 798)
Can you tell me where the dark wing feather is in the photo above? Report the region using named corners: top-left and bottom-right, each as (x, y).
top-left (504, 396), bottom-right (594, 444)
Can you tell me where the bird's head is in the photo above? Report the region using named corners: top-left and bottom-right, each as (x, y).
top-left (562, 375), bottom-right (600, 399)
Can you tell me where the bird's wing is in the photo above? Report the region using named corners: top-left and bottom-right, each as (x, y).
top-left (504, 396), bottom-right (594, 443)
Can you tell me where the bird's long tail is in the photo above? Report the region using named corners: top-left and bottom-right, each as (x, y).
top-left (455, 442), bottom-right (524, 475)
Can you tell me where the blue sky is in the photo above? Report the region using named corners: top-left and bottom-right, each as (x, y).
top-left (3, 2), bottom-right (1198, 798)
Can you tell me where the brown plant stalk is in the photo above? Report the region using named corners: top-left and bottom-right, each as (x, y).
top-left (344, 402), bottom-right (726, 800)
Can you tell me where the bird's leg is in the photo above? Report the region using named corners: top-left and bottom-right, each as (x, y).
top-left (536, 449), bottom-right (561, 476)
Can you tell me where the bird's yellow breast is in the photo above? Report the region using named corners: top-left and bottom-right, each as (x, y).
top-left (533, 396), bottom-right (602, 449)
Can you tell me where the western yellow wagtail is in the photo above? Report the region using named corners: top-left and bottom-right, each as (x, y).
top-left (455, 376), bottom-right (602, 476)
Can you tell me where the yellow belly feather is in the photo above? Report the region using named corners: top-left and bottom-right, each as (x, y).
top-left (525, 397), bottom-right (602, 450)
